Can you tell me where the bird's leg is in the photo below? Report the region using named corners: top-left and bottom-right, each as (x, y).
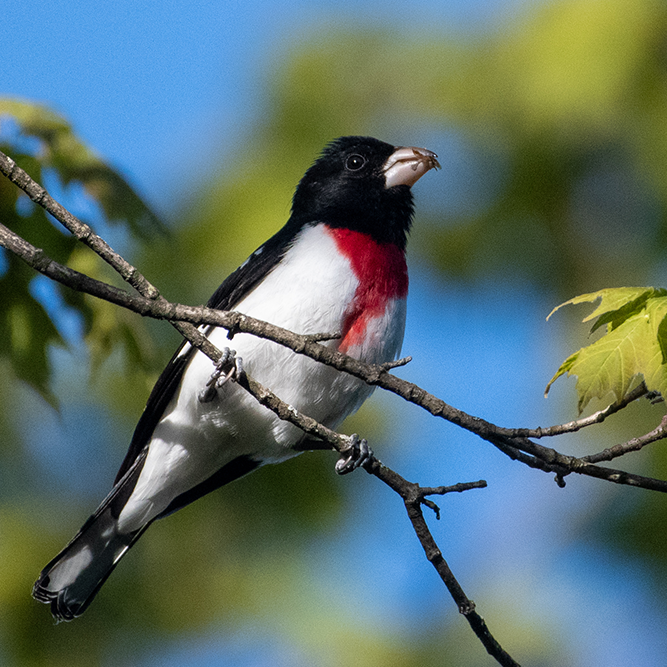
top-left (335, 434), bottom-right (374, 475)
top-left (198, 348), bottom-right (244, 403)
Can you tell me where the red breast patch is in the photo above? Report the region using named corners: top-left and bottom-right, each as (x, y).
top-left (326, 226), bottom-right (408, 352)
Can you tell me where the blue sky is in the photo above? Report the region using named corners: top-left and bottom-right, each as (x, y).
top-left (4, 1), bottom-right (666, 666)
top-left (4, 0), bottom-right (533, 209)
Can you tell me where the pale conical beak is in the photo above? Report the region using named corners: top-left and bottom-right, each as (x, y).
top-left (383, 146), bottom-right (440, 188)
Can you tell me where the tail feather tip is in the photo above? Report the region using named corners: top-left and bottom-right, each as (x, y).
top-left (32, 577), bottom-right (83, 623)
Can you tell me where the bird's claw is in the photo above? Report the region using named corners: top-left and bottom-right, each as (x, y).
top-left (198, 348), bottom-right (244, 403)
top-left (335, 434), bottom-right (373, 475)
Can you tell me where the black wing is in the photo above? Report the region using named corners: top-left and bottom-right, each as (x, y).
top-left (114, 223), bottom-right (299, 482)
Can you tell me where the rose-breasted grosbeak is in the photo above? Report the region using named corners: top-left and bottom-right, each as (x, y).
top-left (33, 136), bottom-right (439, 621)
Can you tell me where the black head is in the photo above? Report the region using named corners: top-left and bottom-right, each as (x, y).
top-left (289, 136), bottom-right (439, 250)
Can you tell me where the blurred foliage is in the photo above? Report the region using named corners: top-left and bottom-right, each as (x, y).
top-left (147, 0), bottom-right (667, 309)
top-left (0, 99), bottom-right (162, 236)
top-left (3, 0), bottom-right (667, 665)
top-left (423, 0), bottom-right (667, 294)
top-left (0, 99), bottom-right (164, 403)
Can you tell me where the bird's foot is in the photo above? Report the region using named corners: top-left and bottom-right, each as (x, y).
top-left (198, 348), bottom-right (244, 403)
top-left (335, 434), bottom-right (373, 475)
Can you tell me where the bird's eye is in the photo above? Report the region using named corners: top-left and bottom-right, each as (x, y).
top-left (345, 154), bottom-right (366, 171)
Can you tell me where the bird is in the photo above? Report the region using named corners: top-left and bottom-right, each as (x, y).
top-left (32, 135), bottom-right (439, 621)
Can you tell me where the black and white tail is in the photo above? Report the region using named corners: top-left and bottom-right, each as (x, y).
top-left (32, 450), bottom-right (149, 621)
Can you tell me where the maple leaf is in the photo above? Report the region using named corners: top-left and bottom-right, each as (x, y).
top-left (546, 287), bottom-right (667, 413)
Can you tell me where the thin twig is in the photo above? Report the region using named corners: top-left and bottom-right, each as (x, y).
top-left (582, 416), bottom-right (667, 464)
top-left (497, 433), bottom-right (667, 491)
top-left (397, 486), bottom-right (520, 667)
top-left (381, 355), bottom-right (412, 371)
top-left (497, 383), bottom-right (649, 439)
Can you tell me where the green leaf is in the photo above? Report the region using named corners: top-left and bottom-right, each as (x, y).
top-left (547, 287), bottom-right (661, 329)
top-left (547, 312), bottom-right (648, 412)
top-left (640, 296), bottom-right (667, 399)
top-left (547, 287), bottom-right (667, 412)
top-left (544, 350), bottom-right (579, 398)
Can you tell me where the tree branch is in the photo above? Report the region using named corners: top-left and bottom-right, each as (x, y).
top-left (2, 210), bottom-right (665, 495)
top-left (400, 493), bottom-right (520, 667)
top-left (5, 145), bottom-right (667, 662)
top-left (2, 148), bottom-right (662, 491)
top-left (0, 148), bottom-right (523, 664)
top-left (581, 415), bottom-right (667, 465)
top-left (0, 149), bottom-right (160, 299)
top-left (497, 383), bottom-right (650, 439)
